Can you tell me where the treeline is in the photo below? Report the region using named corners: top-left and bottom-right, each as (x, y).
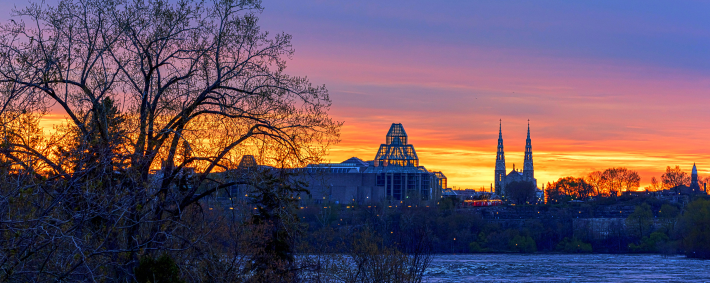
top-left (296, 195), bottom-right (710, 258)
top-left (545, 166), bottom-right (709, 203)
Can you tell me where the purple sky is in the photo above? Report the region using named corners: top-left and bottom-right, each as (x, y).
top-left (3, 0), bottom-right (710, 188)
top-left (256, 0), bottom-right (710, 188)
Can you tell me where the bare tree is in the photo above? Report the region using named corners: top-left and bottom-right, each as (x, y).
top-left (620, 169), bottom-right (641, 193)
top-left (548, 177), bottom-right (593, 201)
top-left (0, 0), bottom-right (340, 281)
top-left (585, 170), bottom-right (603, 196)
top-left (661, 166), bottom-right (690, 191)
top-left (599, 167), bottom-right (639, 196)
top-left (700, 176), bottom-right (710, 192)
top-left (650, 176), bottom-right (661, 191)
top-left (342, 227), bottom-right (431, 283)
top-left (601, 168), bottom-right (623, 196)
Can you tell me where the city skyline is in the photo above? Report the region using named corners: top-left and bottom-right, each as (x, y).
top-left (9, 0), bottom-right (710, 189)
top-left (253, 0), bottom-right (710, 190)
top-left (2, 0), bottom-right (710, 279)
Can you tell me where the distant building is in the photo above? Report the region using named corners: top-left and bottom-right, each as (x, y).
top-left (690, 163), bottom-right (703, 193)
top-left (285, 123), bottom-right (447, 205)
top-left (455, 189), bottom-right (494, 200)
top-left (669, 163), bottom-right (707, 195)
top-left (495, 120), bottom-right (538, 197)
top-left (442, 188), bottom-right (458, 198)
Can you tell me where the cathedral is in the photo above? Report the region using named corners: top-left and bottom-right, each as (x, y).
top-left (494, 120), bottom-right (537, 196)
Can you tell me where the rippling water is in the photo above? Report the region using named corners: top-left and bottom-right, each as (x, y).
top-left (424, 254), bottom-right (710, 282)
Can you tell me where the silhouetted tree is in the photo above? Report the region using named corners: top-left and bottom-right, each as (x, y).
top-left (700, 176), bottom-right (710, 193)
top-left (650, 177), bottom-right (662, 191)
top-left (548, 177), bottom-right (592, 201)
top-left (620, 170), bottom-right (641, 193)
top-left (662, 166), bottom-right (690, 192)
top-left (246, 170), bottom-right (307, 281)
top-left (545, 181), bottom-right (562, 204)
top-left (135, 254), bottom-right (186, 283)
top-left (0, 0), bottom-right (340, 280)
top-left (600, 167), bottom-right (640, 196)
top-left (586, 171), bottom-right (604, 196)
top-left (506, 181), bottom-right (536, 205)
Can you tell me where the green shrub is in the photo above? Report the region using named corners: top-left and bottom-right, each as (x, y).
top-left (680, 199), bottom-right (710, 259)
top-left (508, 235), bottom-right (536, 253)
top-left (555, 237), bottom-right (592, 253)
top-left (468, 242), bottom-right (484, 253)
top-left (625, 203), bottom-right (653, 239)
top-left (629, 231), bottom-right (669, 253)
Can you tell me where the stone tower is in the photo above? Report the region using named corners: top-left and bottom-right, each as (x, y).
top-left (523, 120), bottom-right (534, 182)
top-left (691, 163), bottom-right (700, 193)
top-left (495, 120), bottom-right (506, 195)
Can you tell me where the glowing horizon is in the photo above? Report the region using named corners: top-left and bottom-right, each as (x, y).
top-left (17, 0), bottom-right (710, 190)
top-left (255, 0), bottom-right (710, 190)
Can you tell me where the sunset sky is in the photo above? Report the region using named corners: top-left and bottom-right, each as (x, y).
top-left (256, 0), bottom-right (710, 190)
top-left (4, 1), bottom-right (709, 189)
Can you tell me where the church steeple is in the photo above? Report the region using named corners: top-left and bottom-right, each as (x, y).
top-left (495, 120), bottom-right (506, 195)
top-left (523, 120), bottom-right (534, 182)
top-left (691, 163), bottom-right (700, 193)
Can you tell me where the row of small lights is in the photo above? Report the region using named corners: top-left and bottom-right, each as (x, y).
top-left (211, 194), bottom-right (439, 210)
top-left (293, 205), bottom-right (431, 209)
top-left (209, 205), bottom-right (434, 210)
top-left (213, 203), bottom-right (642, 214)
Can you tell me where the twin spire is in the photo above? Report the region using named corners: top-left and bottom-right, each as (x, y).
top-left (494, 120), bottom-right (535, 195)
top-left (496, 120), bottom-right (533, 170)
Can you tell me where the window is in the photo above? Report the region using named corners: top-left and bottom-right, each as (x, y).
top-left (376, 173), bottom-right (385, 186)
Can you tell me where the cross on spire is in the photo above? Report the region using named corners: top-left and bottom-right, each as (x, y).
top-left (498, 119), bottom-right (503, 138)
top-left (527, 119), bottom-right (530, 139)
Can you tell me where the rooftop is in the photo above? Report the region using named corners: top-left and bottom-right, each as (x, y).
top-left (374, 123), bottom-right (419, 167)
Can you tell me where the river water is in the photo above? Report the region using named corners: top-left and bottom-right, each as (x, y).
top-left (424, 254), bottom-right (710, 282)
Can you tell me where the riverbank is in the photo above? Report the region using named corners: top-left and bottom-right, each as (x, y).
top-left (297, 196), bottom-right (710, 257)
top-left (424, 254), bottom-right (708, 282)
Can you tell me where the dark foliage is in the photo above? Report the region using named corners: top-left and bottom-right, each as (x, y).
top-left (506, 181), bottom-right (537, 205)
top-left (135, 254), bottom-right (185, 283)
top-left (547, 177), bottom-right (593, 203)
top-left (246, 170), bottom-right (308, 280)
top-left (295, 196), bottom-right (710, 258)
top-left (680, 198), bottom-right (710, 259)
top-left (556, 238), bottom-right (593, 253)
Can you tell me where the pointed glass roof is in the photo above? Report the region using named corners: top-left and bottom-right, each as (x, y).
top-left (386, 123), bottom-right (408, 145)
top-left (374, 123), bottom-right (419, 167)
top-left (238, 155), bottom-right (257, 170)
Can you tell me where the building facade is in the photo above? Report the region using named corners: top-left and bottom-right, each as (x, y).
top-left (293, 123), bottom-right (447, 205)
